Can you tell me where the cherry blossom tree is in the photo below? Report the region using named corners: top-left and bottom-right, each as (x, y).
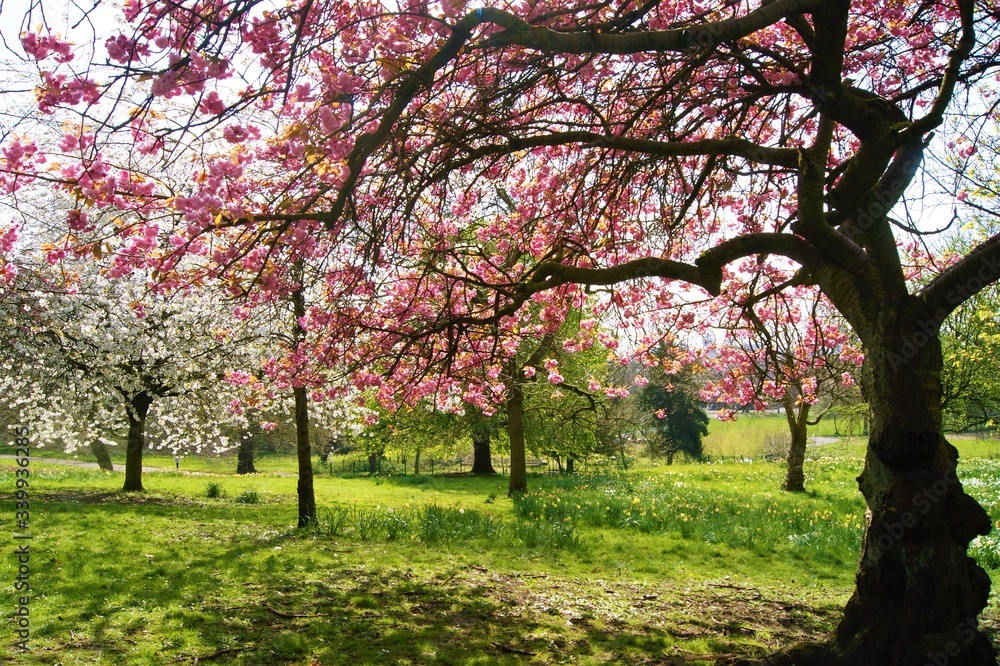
top-left (0, 257), bottom-right (256, 491)
top-left (7, 1), bottom-right (1000, 662)
top-left (701, 286), bottom-right (863, 491)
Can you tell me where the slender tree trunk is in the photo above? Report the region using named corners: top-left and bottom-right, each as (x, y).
top-left (507, 383), bottom-right (527, 495)
top-left (90, 440), bottom-right (113, 471)
top-left (293, 384), bottom-right (316, 527)
top-left (291, 269), bottom-right (316, 528)
top-left (783, 398), bottom-right (810, 492)
top-left (414, 448), bottom-right (420, 475)
top-left (566, 457), bottom-right (574, 474)
top-left (618, 437), bottom-right (629, 470)
top-left (368, 452), bottom-right (380, 475)
top-left (471, 423), bottom-right (497, 475)
top-left (236, 433), bottom-right (256, 474)
top-left (122, 392), bottom-right (152, 492)
top-left (826, 326), bottom-right (995, 665)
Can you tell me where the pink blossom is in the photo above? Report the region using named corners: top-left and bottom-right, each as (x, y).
top-left (547, 372), bottom-right (564, 385)
top-left (198, 91), bottom-right (227, 115)
top-left (0, 224), bottom-right (20, 253)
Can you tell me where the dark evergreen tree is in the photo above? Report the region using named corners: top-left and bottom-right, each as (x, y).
top-left (640, 376), bottom-right (708, 464)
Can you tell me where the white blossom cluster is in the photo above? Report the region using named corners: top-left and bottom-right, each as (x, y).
top-left (1, 258), bottom-right (263, 454)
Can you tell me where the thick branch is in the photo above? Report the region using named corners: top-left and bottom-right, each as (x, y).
top-left (529, 232), bottom-right (820, 299)
top-left (455, 132), bottom-right (799, 168)
top-left (530, 256), bottom-right (718, 294)
top-left (325, 10), bottom-right (498, 229)
top-left (697, 232), bottom-right (818, 276)
top-left (919, 232), bottom-right (1000, 320)
top-left (483, 0), bottom-right (825, 54)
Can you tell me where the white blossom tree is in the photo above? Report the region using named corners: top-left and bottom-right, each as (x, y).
top-left (1, 253), bottom-right (260, 491)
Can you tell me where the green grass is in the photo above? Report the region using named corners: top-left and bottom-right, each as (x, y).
top-left (3, 439), bottom-right (1000, 665)
top-left (702, 413), bottom-right (790, 458)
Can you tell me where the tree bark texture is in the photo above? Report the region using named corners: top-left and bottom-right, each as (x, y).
top-left (829, 320), bottom-right (995, 665)
top-left (294, 384), bottom-right (316, 528)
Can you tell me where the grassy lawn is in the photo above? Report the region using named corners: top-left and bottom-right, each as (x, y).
top-left (2, 439), bottom-right (1000, 665)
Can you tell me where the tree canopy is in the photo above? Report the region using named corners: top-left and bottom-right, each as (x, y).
top-left (5, 1), bottom-right (1000, 663)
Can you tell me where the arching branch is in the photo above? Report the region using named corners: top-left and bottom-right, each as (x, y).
top-left (483, 0), bottom-right (826, 54)
top-left (919, 232), bottom-right (1000, 320)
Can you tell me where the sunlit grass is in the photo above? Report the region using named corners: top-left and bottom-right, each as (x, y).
top-left (3, 431), bottom-right (1000, 665)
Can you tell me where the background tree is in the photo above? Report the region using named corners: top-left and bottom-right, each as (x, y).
top-left (639, 364), bottom-right (709, 465)
top-left (0, 258), bottom-right (252, 491)
top-left (468, 412), bottom-right (499, 476)
top-left (9, 1), bottom-right (1000, 662)
top-left (701, 287), bottom-right (863, 491)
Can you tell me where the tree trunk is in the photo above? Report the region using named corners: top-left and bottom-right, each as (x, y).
top-left (566, 457), bottom-right (574, 474)
top-left (471, 423), bottom-right (497, 475)
top-left (414, 449), bottom-right (420, 475)
top-left (291, 272), bottom-right (316, 528)
top-left (293, 384), bottom-right (315, 528)
top-left (783, 398), bottom-right (810, 492)
top-left (828, 326), bottom-right (994, 665)
top-left (122, 392), bottom-right (152, 492)
top-left (618, 438), bottom-right (629, 470)
top-left (507, 383), bottom-right (527, 495)
top-left (90, 440), bottom-right (113, 471)
top-left (368, 452), bottom-right (380, 475)
top-left (236, 433), bottom-right (256, 474)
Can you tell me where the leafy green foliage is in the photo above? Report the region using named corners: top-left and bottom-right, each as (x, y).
top-left (205, 481), bottom-right (227, 499)
top-left (639, 369), bottom-right (709, 463)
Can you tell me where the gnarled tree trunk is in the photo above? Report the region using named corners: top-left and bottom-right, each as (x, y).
top-left (827, 322), bottom-right (994, 665)
top-left (122, 392), bottom-right (153, 492)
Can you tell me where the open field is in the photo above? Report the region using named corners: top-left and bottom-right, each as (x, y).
top-left (3, 439), bottom-right (1000, 665)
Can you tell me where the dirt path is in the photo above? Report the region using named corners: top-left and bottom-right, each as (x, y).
top-left (1, 455), bottom-right (222, 475)
top-left (0, 454), bottom-right (298, 477)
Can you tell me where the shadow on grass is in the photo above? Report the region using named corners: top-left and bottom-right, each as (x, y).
top-left (13, 490), bottom-right (848, 665)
